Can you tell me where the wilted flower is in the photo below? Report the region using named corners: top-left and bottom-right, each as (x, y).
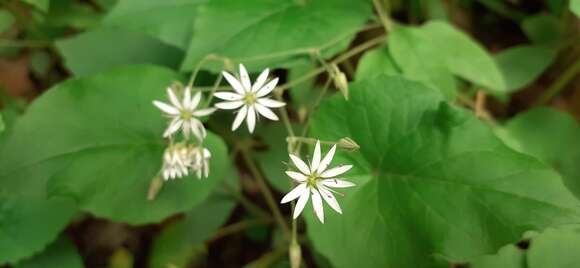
top-left (153, 86), bottom-right (215, 140)
top-left (281, 140), bottom-right (355, 223)
top-left (160, 143), bottom-right (211, 181)
top-left (215, 64), bottom-right (285, 133)
top-left (188, 145), bottom-right (211, 179)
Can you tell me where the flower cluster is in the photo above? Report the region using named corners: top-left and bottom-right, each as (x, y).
top-left (153, 63), bottom-right (356, 224)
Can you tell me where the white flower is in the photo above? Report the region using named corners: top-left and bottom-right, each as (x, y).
top-left (281, 140), bottom-right (355, 223)
top-left (189, 145), bottom-right (211, 179)
top-left (161, 144), bottom-right (190, 180)
top-left (153, 86), bottom-right (216, 140)
top-left (215, 64), bottom-right (286, 133)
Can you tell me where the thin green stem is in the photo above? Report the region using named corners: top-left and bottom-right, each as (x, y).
top-left (275, 93), bottom-right (296, 140)
top-left (373, 0), bottom-right (392, 32)
top-left (534, 59), bottom-right (580, 105)
top-left (222, 179), bottom-right (271, 220)
top-left (204, 72), bottom-right (223, 107)
top-left (207, 218), bottom-right (272, 243)
top-left (240, 147), bottom-right (291, 239)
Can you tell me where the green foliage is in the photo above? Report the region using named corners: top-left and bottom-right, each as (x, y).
top-left (306, 75), bottom-right (580, 267)
top-left (527, 226), bottom-right (580, 267)
top-left (495, 45), bottom-right (557, 92)
top-left (22, 0), bottom-right (50, 12)
top-left (354, 47), bottom-right (399, 81)
top-left (181, 0), bottom-right (372, 72)
top-left (104, 0), bottom-right (206, 49)
top-left (14, 236), bottom-right (83, 268)
top-left (56, 29), bottom-right (183, 76)
top-left (572, 0), bottom-right (580, 17)
top-left (0, 9), bottom-right (15, 33)
top-left (521, 14), bottom-right (563, 45)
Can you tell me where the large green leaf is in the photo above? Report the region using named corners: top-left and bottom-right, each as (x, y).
top-left (181, 0), bottom-right (372, 72)
top-left (14, 236), bottom-right (83, 268)
top-left (388, 21), bottom-right (505, 94)
top-left (306, 76), bottom-right (580, 267)
top-left (527, 226), bottom-right (580, 267)
top-left (355, 46), bottom-right (400, 82)
top-left (0, 65), bottom-right (228, 225)
top-left (572, 0), bottom-right (580, 17)
top-left (56, 28), bottom-right (183, 76)
top-left (495, 45), bottom-right (557, 92)
top-left (104, 0), bottom-right (206, 49)
top-left (495, 107), bottom-right (580, 200)
top-left (521, 14), bottom-right (563, 45)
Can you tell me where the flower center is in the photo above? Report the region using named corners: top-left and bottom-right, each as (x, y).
top-left (180, 110), bottom-right (193, 120)
top-left (243, 93), bottom-right (257, 105)
top-left (307, 173), bottom-right (320, 188)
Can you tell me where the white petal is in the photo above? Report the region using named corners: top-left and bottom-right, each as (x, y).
top-left (255, 78), bottom-right (279, 97)
top-left (257, 98), bottom-right (286, 108)
top-left (167, 87), bottom-right (182, 109)
top-left (193, 108), bottom-right (216, 117)
top-left (238, 64), bottom-right (252, 92)
top-left (311, 188), bottom-right (324, 223)
top-left (254, 103), bottom-right (279, 121)
top-left (163, 119), bottom-right (182, 137)
top-left (183, 87), bottom-right (192, 109)
top-left (190, 91), bottom-right (202, 110)
top-left (190, 119), bottom-right (204, 140)
top-left (321, 178), bottom-right (355, 188)
top-left (320, 165), bottom-right (353, 178)
top-left (222, 71), bottom-right (245, 94)
top-left (310, 140), bottom-right (321, 173)
top-left (317, 144), bottom-right (336, 174)
top-left (215, 101), bottom-right (244, 110)
top-left (281, 183), bottom-right (307, 204)
top-left (246, 105), bottom-right (256, 133)
top-left (232, 105), bottom-right (248, 131)
top-left (153, 101), bottom-right (179, 115)
top-left (289, 154), bottom-right (310, 175)
top-left (293, 189), bottom-right (310, 219)
top-left (251, 68), bottom-right (269, 92)
top-left (318, 185), bottom-right (342, 214)
top-left (213, 92), bottom-right (243, 101)
top-left (285, 171), bottom-right (307, 182)
top-left (182, 120), bottom-right (191, 138)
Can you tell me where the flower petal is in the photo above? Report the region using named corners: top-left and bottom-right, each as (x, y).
top-left (190, 91), bottom-right (202, 110)
top-left (193, 107), bottom-right (216, 117)
top-left (289, 154), bottom-right (310, 175)
top-left (320, 165), bottom-right (353, 178)
top-left (213, 92), bottom-right (243, 101)
top-left (246, 105), bottom-right (256, 133)
top-left (254, 103), bottom-right (279, 121)
top-left (167, 87), bottom-right (182, 109)
top-left (183, 86), bottom-right (191, 109)
top-left (317, 144), bottom-right (336, 174)
top-left (232, 105), bottom-right (248, 131)
top-left (153, 101), bottom-right (179, 115)
top-left (285, 171), bottom-right (307, 182)
top-left (311, 188), bottom-right (324, 223)
top-left (318, 185), bottom-right (342, 214)
top-left (222, 71), bottom-right (245, 94)
top-left (293, 188), bottom-right (310, 219)
top-left (238, 64), bottom-right (252, 92)
top-left (257, 98), bottom-right (286, 108)
top-left (281, 183), bottom-right (307, 204)
top-left (215, 101), bottom-right (244, 110)
top-left (256, 77), bottom-right (279, 97)
top-left (190, 119), bottom-right (205, 140)
top-left (310, 140), bottom-right (321, 173)
top-left (251, 68), bottom-right (269, 92)
top-left (321, 178), bottom-right (355, 188)
top-left (163, 119), bottom-right (182, 137)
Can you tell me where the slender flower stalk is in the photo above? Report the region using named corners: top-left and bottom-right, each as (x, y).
top-left (215, 64), bottom-right (286, 133)
top-left (153, 86), bottom-right (216, 140)
top-left (281, 140), bottom-right (355, 223)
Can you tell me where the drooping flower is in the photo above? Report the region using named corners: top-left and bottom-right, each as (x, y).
top-left (188, 145), bottom-right (211, 179)
top-left (215, 64), bottom-right (286, 133)
top-left (281, 140), bottom-right (355, 223)
top-left (153, 86), bottom-right (216, 140)
top-left (160, 144), bottom-right (191, 181)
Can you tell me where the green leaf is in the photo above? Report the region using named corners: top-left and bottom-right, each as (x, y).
top-left (355, 46), bottom-right (400, 81)
top-left (104, 0), bottom-right (206, 49)
top-left (495, 107), bottom-right (580, 200)
top-left (45, 0), bottom-right (103, 29)
top-left (470, 244), bottom-right (524, 268)
top-left (0, 9), bottom-right (15, 33)
top-left (572, 0), bottom-right (580, 17)
top-left (0, 65), bottom-right (229, 224)
top-left (56, 28), bottom-right (183, 76)
top-left (0, 113), bottom-right (4, 134)
top-left (388, 21), bottom-right (508, 96)
top-left (150, 194), bottom-right (235, 268)
top-left (306, 75), bottom-right (580, 267)
top-left (495, 45), bottom-right (557, 92)
top-left (255, 123), bottom-right (294, 193)
top-left (22, 0), bottom-right (50, 12)
top-left (181, 0), bottom-right (372, 72)
top-left (14, 236), bottom-right (83, 268)
top-left (521, 14), bottom-right (563, 44)
top-left (527, 226), bottom-right (580, 267)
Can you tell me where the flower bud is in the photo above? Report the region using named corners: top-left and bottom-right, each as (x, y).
top-left (289, 242), bottom-right (302, 268)
top-left (334, 71), bottom-right (349, 100)
top-left (338, 137), bottom-right (360, 152)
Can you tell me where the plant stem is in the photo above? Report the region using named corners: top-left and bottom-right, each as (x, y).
top-left (222, 179), bottom-right (271, 220)
top-left (534, 59), bottom-right (580, 105)
top-left (204, 72), bottom-right (223, 107)
top-left (373, 0), bottom-right (392, 32)
top-left (240, 147), bottom-right (291, 239)
top-left (208, 218), bottom-right (272, 243)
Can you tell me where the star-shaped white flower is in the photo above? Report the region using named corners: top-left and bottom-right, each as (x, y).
top-left (153, 86), bottom-right (216, 140)
top-left (281, 140), bottom-right (355, 223)
top-left (215, 64), bottom-right (286, 133)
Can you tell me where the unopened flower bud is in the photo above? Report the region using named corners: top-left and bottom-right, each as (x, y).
top-left (338, 137), bottom-right (359, 152)
top-left (334, 71), bottom-right (349, 100)
top-left (289, 242), bottom-right (302, 268)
